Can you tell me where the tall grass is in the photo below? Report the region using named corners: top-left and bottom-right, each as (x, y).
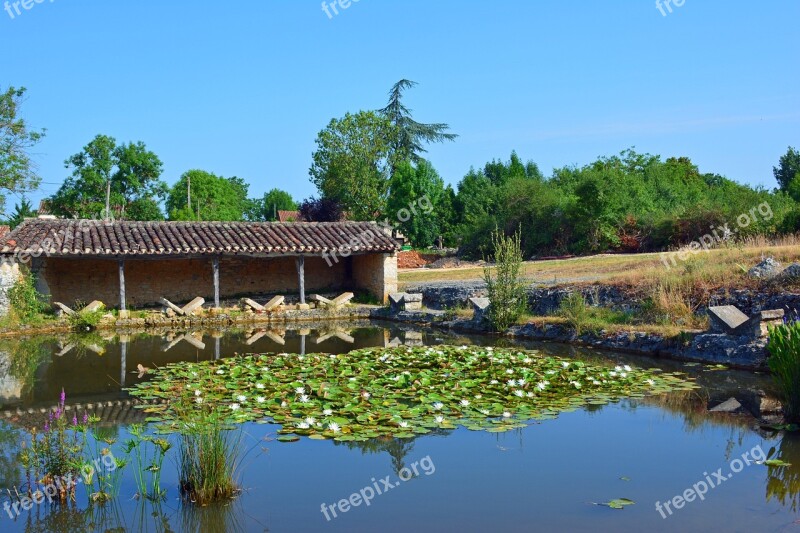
top-left (767, 321), bottom-right (800, 422)
top-left (175, 407), bottom-right (242, 505)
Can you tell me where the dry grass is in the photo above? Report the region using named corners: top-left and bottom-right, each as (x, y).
top-left (400, 241), bottom-right (800, 295)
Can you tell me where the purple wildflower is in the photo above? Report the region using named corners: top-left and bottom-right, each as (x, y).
top-left (82, 412), bottom-right (88, 424)
top-left (43, 420), bottom-right (49, 432)
top-left (60, 388), bottom-right (66, 405)
top-left (72, 415), bottom-right (78, 426)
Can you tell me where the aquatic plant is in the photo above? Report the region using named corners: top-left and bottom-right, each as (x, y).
top-left (76, 418), bottom-right (127, 503)
top-left (768, 321), bottom-right (800, 422)
top-left (19, 390), bottom-right (83, 503)
top-left (123, 424), bottom-right (171, 501)
top-left (129, 346), bottom-right (697, 442)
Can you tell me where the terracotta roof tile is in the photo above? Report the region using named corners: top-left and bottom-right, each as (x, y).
top-left (0, 219), bottom-right (400, 257)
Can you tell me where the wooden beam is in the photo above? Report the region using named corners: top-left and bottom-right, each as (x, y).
top-left (296, 255), bottom-right (306, 304)
top-left (118, 260), bottom-right (126, 311)
top-left (212, 256), bottom-right (220, 308)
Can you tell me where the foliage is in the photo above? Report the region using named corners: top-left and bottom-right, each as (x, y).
top-left (123, 424), bottom-right (170, 500)
top-left (455, 149), bottom-right (796, 258)
top-left (50, 134), bottom-right (167, 220)
top-left (483, 229), bottom-right (527, 331)
top-left (775, 147), bottom-right (800, 193)
top-left (378, 79), bottom-right (457, 168)
top-left (128, 346), bottom-right (697, 443)
top-left (261, 188), bottom-right (297, 221)
top-left (309, 111), bottom-right (395, 220)
top-left (298, 196), bottom-right (344, 222)
top-left (166, 170), bottom-right (253, 221)
top-left (7, 197), bottom-right (35, 228)
top-left (19, 390), bottom-right (84, 503)
top-left (0, 87), bottom-right (45, 215)
top-left (6, 268), bottom-right (48, 324)
top-left (386, 160), bottom-right (448, 248)
top-left (558, 293), bottom-right (592, 335)
top-left (768, 321), bottom-right (800, 422)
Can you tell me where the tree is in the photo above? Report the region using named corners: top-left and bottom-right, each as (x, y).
top-left (483, 229), bottom-right (527, 332)
top-left (166, 170), bottom-right (252, 221)
top-left (50, 135), bottom-right (166, 220)
top-left (378, 80), bottom-right (457, 168)
top-left (7, 197), bottom-right (35, 229)
top-left (298, 197), bottom-right (344, 222)
top-left (775, 147), bottom-right (800, 196)
top-left (262, 189), bottom-right (298, 221)
top-left (386, 160), bottom-right (447, 248)
top-left (309, 111), bottom-right (395, 220)
top-left (0, 87), bottom-right (45, 215)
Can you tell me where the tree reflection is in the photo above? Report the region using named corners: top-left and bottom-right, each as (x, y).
top-left (766, 434), bottom-right (800, 512)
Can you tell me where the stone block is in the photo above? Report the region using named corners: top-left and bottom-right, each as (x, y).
top-left (470, 297), bottom-right (492, 324)
top-left (264, 295), bottom-right (285, 311)
top-left (708, 305), bottom-right (750, 334)
top-left (389, 293), bottom-right (406, 312)
top-left (297, 303), bottom-right (311, 311)
top-left (401, 293), bottom-right (423, 311)
top-left (182, 297), bottom-right (205, 316)
top-left (160, 297), bottom-right (185, 316)
top-left (748, 308), bottom-right (786, 338)
top-left (81, 300), bottom-right (105, 314)
top-left (240, 298), bottom-right (264, 312)
top-left (53, 302), bottom-right (76, 317)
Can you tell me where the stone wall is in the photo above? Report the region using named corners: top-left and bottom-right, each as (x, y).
top-left (31, 253), bottom-right (392, 309)
top-left (353, 253), bottom-right (397, 304)
top-left (0, 261), bottom-right (21, 316)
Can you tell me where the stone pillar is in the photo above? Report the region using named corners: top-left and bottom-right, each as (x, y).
top-left (212, 257), bottom-right (220, 308)
top-left (296, 255), bottom-right (306, 305)
top-left (118, 260), bottom-right (126, 312)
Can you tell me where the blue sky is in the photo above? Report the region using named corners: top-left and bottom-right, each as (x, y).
top-left (1, 0), bottom-right (798, 211)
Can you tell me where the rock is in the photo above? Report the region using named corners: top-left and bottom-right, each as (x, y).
top-left (686, 334), bottom-right (768, 368)
top-left (81, 300), bottom-right (105, 314)
top-left (779, 263), bottom-right (800, 281)
top-left (469, 297), bottom-right (491, 324)
top-left (182, 297), bottom-right (205, 316)
top-left (748, 257), bottom-right (782, 279)
top-left (709, 397), bottom-right (743, 413)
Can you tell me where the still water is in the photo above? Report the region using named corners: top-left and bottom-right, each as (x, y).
top-left (0, 321), bottom-right (797, 532)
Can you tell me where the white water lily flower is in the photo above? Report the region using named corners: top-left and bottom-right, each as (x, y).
top-left (562, 362), bottom-right (570, 368)
top-left (646, 379), bottom-right (655, 386)
top-left (536, 381), bottom-right (548, 391)
top-left (256, 383), bottom-right (265, 390)
top-left (305, 417), bottom-right (316, 425)
top-left (502, 411), bottom-right (512, 418)
top-left (480, 409), bottom-right (491, 415)
top-left (514, 390), bottom-right (525, 397)
top-left (280, 401), bottom-right (288, 408)
top-left (328, 422), bottom-right (341, 433)
top-left (398, 421), bottom-right (409, 428)
top-left (517, 379), bottom-right (527, 386)
top-left (237, 395), bottom-right (247, 403)
top-left (615, 366), bottom-right (623, 372)
top-left (506, 369), bottom-right (514, 374)
top-left (624, 365), bottom-right (632, 372)
top-left (216, 369), bottom-right (224, 375)
top-left (299, 394), bottom-right (310, 403)
top-left (435, 415), bottom-right (445, 424)
top-left (490, 380), bottom-right (499, 385)
top-left (620, 372), bottom-right (628, 378)
top-left (297, 422), bottom-right (310, 429)
top-left (230, 403), bottom-right (240, 411)
top-left (460, 399), bottom-right (470, 407)
top-left (609, 371), bottom-right (618, 377)
top-left (433, 402), bottom-right (444, 410)
top-left (523, 357), bottom-right (532, 364)
top-left (295, 387), bottom-right (305, 394)
top-left (507, 379), bottom-right (516, 387)
top-left (195, 397), bottom-right (203, 404)
top-left (256, 396), bottom-right (266, 403)
top-left (362, 392), bottom-right (371, 399)
top-left (323, 409), bottom-right (333, 416)
top-left (570, 381), bottom-right (581, 388)
top-left (593, 380), bottom-right (601, 386)
top-left (194, 389), bottom-right (202, 397)
top-left (486, 347), bottom-right (493, 351)
top-left (546, 370), bottom-right (557, 375)
top-left (526, 392), bottom-right (534, 398)
top-left (474, 394), bottom-right (482, 399)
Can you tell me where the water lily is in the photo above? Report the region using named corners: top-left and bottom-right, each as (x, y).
top-left (435, 415), bottom-right (445, 424)
top-left (624, 365), bottom-right (632, 372)
top-left (514, 390), bottom-right (525, 397)
top-left (398, 421), bottom-right (409, 428)
top-left (490, 380), bottom-right (499, 385)
top-left (362, 391), bottom-right (371, 399)
top-left (297, 422), bottom-right (310, 429)
top-left (460, 399), bottom-right (470, 407)
top-left (256, 396), bottom-right (266, 403)
top-left (506, 379), bottom-right (516, 387)
top-left (281, 401), bottom-right (288, 408)
top-left (433, 402), bottom-right (444, 410)
top-left (645, 379), bottom-right (655, 386)
top-left (562, 362), bottom-right (570, 368)
top-left (328, 422), bottom-right (341, 433)
top-left (256, 383), bottom-right (265, 389)
top-left (236, 395), bottom-right (247, 403)
top-left (216, 369), bottom-right (224, 375)
top-left (299, 394), bottom-right (310, 403)
top-left (295, 386), bottom-right (305, 394)
top-left (536, 381), bottom-right (549, 391)
top-left (502, 411), bottom-right (512, 418)
top-left (194, 389), bottom-right (202, 397)
top-left (230, 403), bottom-right (240, 411)
top-left (305, 417), bottom-right (316, 425)
top-left (195, 397), bottom-right (203, 404)
top-left (323, 409), bottom-right (333, 416)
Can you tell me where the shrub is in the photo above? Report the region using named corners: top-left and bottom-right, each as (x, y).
top-left (483, 229), bottom-right (527, 331)
top-left (6, 269), bottom-right (47, 324)
top-left (558, 292), bottom-right (591, 335)
top-left (767, 321), bottom-right (800, 422)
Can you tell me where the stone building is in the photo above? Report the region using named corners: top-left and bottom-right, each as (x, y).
top-left (0, 218), bottom-right (399, 314)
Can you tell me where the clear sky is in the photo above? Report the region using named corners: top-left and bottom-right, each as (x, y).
top-left (1, 0), bottom-right (798, 211)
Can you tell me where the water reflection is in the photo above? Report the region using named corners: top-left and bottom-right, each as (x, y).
top-left (766, 433), bottom-right (800, 512)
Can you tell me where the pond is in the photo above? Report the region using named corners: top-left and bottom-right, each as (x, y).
top-left (0, 321), bottom-right (797, 532)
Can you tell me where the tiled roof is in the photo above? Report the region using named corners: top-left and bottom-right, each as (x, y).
top-left (0, 225), bottom-right (9, 240)
top-left (1, 219), bottom-right (399, 257)
top-left (277, 210), bottom-right (303, 223)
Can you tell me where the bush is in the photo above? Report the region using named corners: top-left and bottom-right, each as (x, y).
top-left (768, 321), bottom-right (800, 422)
top-left (6, 269), bottom-right (47, 323)
top-left (483, 229), bottom-right (527, 331)
top-left (558, 293), bottom-right (591, 335)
